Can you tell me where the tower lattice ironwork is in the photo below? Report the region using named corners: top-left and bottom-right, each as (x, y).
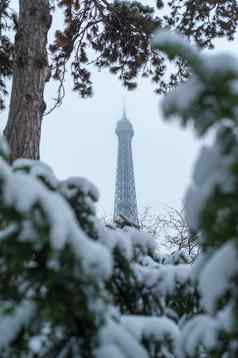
top-left (113, 109), bottom-right (139, 226)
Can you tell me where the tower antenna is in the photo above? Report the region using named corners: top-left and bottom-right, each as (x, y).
top-left (122, 93), bottom-right (127, 119)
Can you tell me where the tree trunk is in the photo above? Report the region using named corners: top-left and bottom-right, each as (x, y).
top-left (4, 0), bottom-right (51, 161)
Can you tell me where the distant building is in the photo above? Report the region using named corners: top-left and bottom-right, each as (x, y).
top-left (113, 108), bottom-right (139, 227)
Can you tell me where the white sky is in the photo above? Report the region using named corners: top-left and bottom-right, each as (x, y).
top-left (2, 2), bottom-right (237, 217)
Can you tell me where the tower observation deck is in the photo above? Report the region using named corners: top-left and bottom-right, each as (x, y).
top-left (113, 109), bottom-right (139, 226)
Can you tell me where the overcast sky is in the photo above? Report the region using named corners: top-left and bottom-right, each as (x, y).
top-left (39, 70), bottom-right (200, 216)
top-left (2, 3), bottom-right (237, 217)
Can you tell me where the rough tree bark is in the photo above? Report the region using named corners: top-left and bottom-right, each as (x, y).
top-left (4, 0), bottom-right (51, 161)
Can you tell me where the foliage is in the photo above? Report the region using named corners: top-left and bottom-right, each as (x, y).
top-left (44, 0), bottom-right (238, 106)
top-left (0, 155), bottom-right (111, 357)
top-left (50, 0), bottom-right (164, 98)
top-left (165, 0), bottom-right (238, 48)
top-left (0, 144), bottom-right (194, 357)
top-left (154, 29), bottom-right (238, 356)
top-left (2, 0), bottom-right (238, 111)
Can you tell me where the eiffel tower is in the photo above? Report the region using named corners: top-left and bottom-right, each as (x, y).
top-left (113, 107), bottom-right (139, 226)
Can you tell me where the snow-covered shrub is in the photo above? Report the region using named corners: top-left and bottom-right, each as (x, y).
top-left (99, 223), bottom-right (195, 326)
top-left (58, 177), bottom-right (99, 239)
top-left (0, 150), bottom-right (112, 356)
top-left (0, 141), bottom-right (190, 357)
top-left (154, 30), bottom-right (238, 356)
top-left (13, 159), bottom-right (99, 239)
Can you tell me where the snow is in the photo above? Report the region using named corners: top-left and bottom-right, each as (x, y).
top-left (133, 262), bottom-right (191, 298)
top-left (127, 228), bottom-right (156, 253)
top-left (199, 241), bottom-right (238, 313)
top-left (153, 30), bottom-right (238, 80)
top-left (151, 30), bottom-right (238, 356)
top-left (193, 145), bottom-right (234, 192)
top-left (139, 254), bottom-right (158, 268)
top-left (230, 79), bottom-right (238, 95)
top-left (203, 53), bottom-right (238, 79)
top-left (180, 314), bottom-right (220, 356)
top-left (100, 227), bottom-right (133, 259)
top-left (12, 160), bottom-right (100, 207)
top-left (0, 158), bottom-right (112, 280)
top-left (97, 318), bottom-right (149, 358)
top-left (156, 31), bottom-right (238, 143)
top-left (180, 304), bottom-right (234, 356)
top-left (0, 301), bottom-right (35, 350)
top-left (121, 315), bottom-right (180, 347)
top-left (162, 78), bottom-right (203, 118)
top-left (217, 304), bottom-right (234, 333)
top-left (0, 223), bottom-right (19, 241)
top-left (161, 61), bottom-right (238, 137)
top-left (13, 159), bottom-right (58, 190)
top-left (152, 30), bottom-right (199, 62)
top-left (98, 226), bottom-right (155, 261)
top-left (96, 344), bottom-right (125, 358)
top-left (59, 176), bottom-right (99, 202)
top-left (184, 144), bottom-right (234, 231)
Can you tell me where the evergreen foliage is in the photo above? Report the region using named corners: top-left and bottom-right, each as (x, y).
top-left (1, 1), bottom-right (238, 110)
top-left (154, 30), bottom-right (238, 356)
top-left (165, 0), bottom-right (238, 48)
top-left (51, 0), bottom-right (163, 97)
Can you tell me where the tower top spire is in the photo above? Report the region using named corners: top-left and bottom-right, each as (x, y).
top-left (122, 96), bottom-right (127, 120)
top-left (116, 105), bottom-right (134, 135)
